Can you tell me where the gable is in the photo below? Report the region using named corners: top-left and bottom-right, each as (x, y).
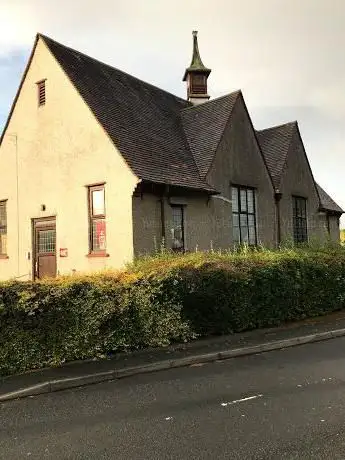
top-left (40, 35), bottom-right (213, 193)
top-left (0, 36), bottom-right (138, 190)
top-left (206, 93), bottom-right (274, 194)
top-left (280, 125), bottom-right (320, 202)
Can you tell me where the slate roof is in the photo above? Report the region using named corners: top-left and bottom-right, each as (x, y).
top-left (181, 92), bottom-right (239, 177)
top-left (256, 122), bottom-right (296, 189)
top-left (3, 34), bottom-right (341, 214)
top-left (257, 122), bottom-right (343, 214)
top-left (317, 184), bottom-right (344, 214)
top-left (40, 34), bottom-right (216, 193)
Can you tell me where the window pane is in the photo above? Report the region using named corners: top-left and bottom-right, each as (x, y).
top-left (0, 233), bottom-right (7, 255)
top-left (232, 187), bottom-right (238, 212)
top-left (92, 189), bottom-right (105, 216)
top-left (171, 206), bottom-right (184, 250)
top-left (240, 189), bottom-right (247, 212)
top-left (240, 214), bottom-right (248, 227)
top-left (233, 226), bottom-right (240, 244)
top-left (232, 213), bottom-right (239, 227)
top-left (293, 197), bottom-right (307, 243)
top-left (240, 226), bottom-right (249, 243)
top-left (301, 199), bottom-right (306, 218)
top-left (249, 226), bottom-right (256, 245)
top-left (0, 202), bottom-right (6, 227)
top-left (296, 199), bottom-right (302, 217)
top-left (232, 186), bottom-right (257, 246)
top-left (38, 229), bottom-right (56, 254)
top-left (247, 190), bottom-right (254, 213)
top-left (92, 218), bottom-right (106, 251)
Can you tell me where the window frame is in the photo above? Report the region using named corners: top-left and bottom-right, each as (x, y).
top-left (0, 200), bottom-right (8, 257)
top-left (292, 195), bottom-right (308, 244)
top-left (170, 204), bottom-right (185, 252)
top-left (231, 185), bottom-right (257, 246)
top-left (36, 79), bottom-right (46, 107)
top-left (87, 184), bottom-right (107, 255)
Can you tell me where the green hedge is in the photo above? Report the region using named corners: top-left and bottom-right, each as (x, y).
top-left (1, 247), bottom-right (345, 377)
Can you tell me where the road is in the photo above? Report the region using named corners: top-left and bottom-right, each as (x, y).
top-left (2, 337), bottom-right (345, 459)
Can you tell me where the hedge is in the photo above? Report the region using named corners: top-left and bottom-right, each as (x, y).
top-left (1, 246), bottom-right (345, 377)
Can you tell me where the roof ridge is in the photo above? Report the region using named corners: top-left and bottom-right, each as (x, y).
top-left (181, 90), bottom-right (241, 112)
top-left (39, 33), bottom-right (189, 106)
top-left (256, 120), bottom-right (297, 134)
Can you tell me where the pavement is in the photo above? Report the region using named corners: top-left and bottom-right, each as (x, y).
top-left (2, 335), bottom-right (345, 458)
top-left (2, 309), bottom-right (345, 402)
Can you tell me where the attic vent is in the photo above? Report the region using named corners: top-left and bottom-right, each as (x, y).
top-left (37, 80), bottom-right (46, 106)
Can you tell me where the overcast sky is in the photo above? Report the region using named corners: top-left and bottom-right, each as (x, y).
top-left (1, 0), bottom-right (345, 224)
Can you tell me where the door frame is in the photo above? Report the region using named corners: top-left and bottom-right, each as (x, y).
top-left (32, 216), bottom-right (57, 280)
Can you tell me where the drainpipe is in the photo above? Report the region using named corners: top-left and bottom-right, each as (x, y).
top-left (8, 134), bottom-right (20, 276)
top-left (326, 212), bottom-right (330, 236)
top-left (160, 185), bottom-right (169, 245)
top-left (275, 191), bottom-right (282, 247)
top-left (160, 194), bottom-right (166, 242)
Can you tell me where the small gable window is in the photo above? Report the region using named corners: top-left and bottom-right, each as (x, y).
top-left (37, 80), bottom-right (46, 106)
top-left (293, 196), bottom-right (308, 244)
top-left (232, 186), bottom-right (257, 246)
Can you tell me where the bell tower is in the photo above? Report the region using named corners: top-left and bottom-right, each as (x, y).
top-left (183, 31), bottom-right (211, 105)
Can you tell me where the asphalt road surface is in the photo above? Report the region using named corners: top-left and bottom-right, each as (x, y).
top-left (2, 337), bottom-right (345, 459)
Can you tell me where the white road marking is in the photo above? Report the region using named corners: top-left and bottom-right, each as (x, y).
top-left (221, 394), bottom-right (263, 407)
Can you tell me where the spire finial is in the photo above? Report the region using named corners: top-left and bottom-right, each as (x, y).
top-left (182, 31), bottom-right (211, 105)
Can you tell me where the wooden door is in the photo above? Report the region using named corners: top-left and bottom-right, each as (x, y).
top-left (33, 218), bottom-right (56, 280)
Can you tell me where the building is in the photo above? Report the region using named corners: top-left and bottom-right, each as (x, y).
top-left (0, 32), bottom-right (342, 280)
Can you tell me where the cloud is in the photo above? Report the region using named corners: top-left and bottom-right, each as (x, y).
top-left (0, 0), bottom-right (344, 222)
top-left (0, 50), bottom-right (27, 130)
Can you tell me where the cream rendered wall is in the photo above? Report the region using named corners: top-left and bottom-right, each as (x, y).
top-left (0, 37), bottom-right (139, 280)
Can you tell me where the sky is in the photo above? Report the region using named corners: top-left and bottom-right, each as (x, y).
top-left (1, 0), bottom-right (345, 225)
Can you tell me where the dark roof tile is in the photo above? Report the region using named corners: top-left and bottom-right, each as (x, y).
top-left (181, 92), bottom-right (239, 177)
top-left (317, 183), bottom-right (343, 214)
top-left (256, 121), bottom-right (296, 189)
